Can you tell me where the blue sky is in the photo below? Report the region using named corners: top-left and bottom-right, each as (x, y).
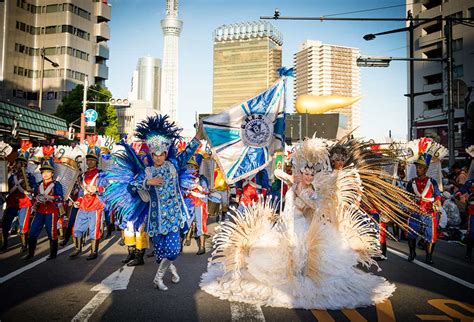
top-left (107, 0), bottom-right (409, 141)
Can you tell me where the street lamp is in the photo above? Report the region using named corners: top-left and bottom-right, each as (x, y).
top-left (39, 47), bottom-right (59, 111)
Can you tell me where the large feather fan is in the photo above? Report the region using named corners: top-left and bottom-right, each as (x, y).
top-left (102, 140), bottom-right (149, 229)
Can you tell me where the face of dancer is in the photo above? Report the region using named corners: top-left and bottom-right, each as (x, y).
top-left (332, 159), bottom-right (344, 170)
top-left (152, 151), bottom-right (167, 166)
top-left (415, 164), bottom-right (427, 177)
top-left (15, 161), bottom-right (26, 172)
top-left (41, 170), bottom-right (54, 182)
top-left (301, 171), bottom-right (314, 186)
top-left (86, 158), bottom-right (98, 170)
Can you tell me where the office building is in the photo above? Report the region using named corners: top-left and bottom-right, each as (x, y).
top-left (407, 0), bottom-right (474, 150)
top-left (0, 0), bottom-right (112, 114)
top-left (294, 40), bottom-right (361, 132)
top-left (212, 21), bottom-right (283, 114)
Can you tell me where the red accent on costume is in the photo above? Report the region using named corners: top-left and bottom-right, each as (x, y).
top-left (414, 177), bottom-right (441, 213)
top-left (36, 181), bottom-right (60, 215)
top-left (77, 168), bottom-right (104, 211)
top-left (6, 175), bottom-right (33, 208)
top-left (380, 221), bottom-right (387, 244)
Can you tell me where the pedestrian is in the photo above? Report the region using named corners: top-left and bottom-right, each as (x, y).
top-left (1, 140), bottom-right (36, 253)
top-left (24, 147), bottom-right (64, 260)
top-left (406, 152), bottom-right (442, 265)
top-left (69, 136), bottom-right (105, 260)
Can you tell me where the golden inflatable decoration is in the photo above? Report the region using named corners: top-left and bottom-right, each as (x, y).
top-left (295, 95), bottom-right (362, 114)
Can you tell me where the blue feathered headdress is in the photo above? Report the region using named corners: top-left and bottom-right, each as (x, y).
top-left (135, 114), bottom-right (182, 155)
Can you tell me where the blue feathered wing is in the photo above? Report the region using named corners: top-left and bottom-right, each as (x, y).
top-left (102, 140), bottom-right (149, 230)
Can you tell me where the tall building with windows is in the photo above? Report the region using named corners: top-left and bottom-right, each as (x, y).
top-left (294, 40), bottom-right (361, 132)
top-left (117, 56), bottom-right (162, 136)
top-left (407, 0), bottom-right (474, 150)
top-left (212, 21), bottom-right (283, 114)
top-left (0, 0), bottom-right (111, 114)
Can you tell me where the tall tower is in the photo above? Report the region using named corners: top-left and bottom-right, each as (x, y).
top-left (160, 0), bottom-right (183, 123)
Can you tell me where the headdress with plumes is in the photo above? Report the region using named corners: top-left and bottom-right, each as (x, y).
top-left (86, 135), bottom-right (101, 160)
top-left (16, 140), bottom-right (32, 163)
top-left (99, 135), bottom-right (115, 160)
top-left (135, 115), bottom-right (182, 155)
top-left (0, 141), bottom-right (13, 159)
top-left (291, 137), bottom-right (331, 174)
top-left (466, 145), bottom-right (474, 158)
top-left (39, 145), bottom-right (55, 172)
top-left (405, 137), bottom-right (448, 168)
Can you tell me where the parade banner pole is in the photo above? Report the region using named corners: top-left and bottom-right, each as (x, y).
top-left (279, 151), bottom-right (285, 214)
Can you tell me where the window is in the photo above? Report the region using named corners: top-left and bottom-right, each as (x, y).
top-left (46, 4), bottom-right (58, 13)
top-left (45, 25), bottom-right (57, 34)
top-left (424, 99), bottom-right (443, 110)
top-left (447, 11), bottom-right (462, 19)
top-left (424, 47), bottom-right (442, 59)
top-left (423, 20), bottom-right (442, 35)
top-left (44, 47), bottom-right (56, 55)
top-left (470, 7), bottom-right (474, 18)
top-left (422, 0), bottom-right (441, 10)
top-left (424, 73), bottom-right (443, 85)
top-left (453, 38), bottom-right (463, 52)
top-left (453, 65), bottom-right (463, 78)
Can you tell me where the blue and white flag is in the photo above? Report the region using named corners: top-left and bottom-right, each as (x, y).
top-left (203, 78), bottom-right (287, 184)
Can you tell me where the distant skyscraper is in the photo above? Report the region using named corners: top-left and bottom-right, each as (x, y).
top-left (212, 21), bottom-right (283, 114)
top-left (134, 57), bottom-right (162, 110)
top-left (0, 0), bottom-right (111, 114)
top-left (294, 40), bottom-right (361, 131)
top-left (160, 0), bottom-right (182, 123)
top-left (118, 57), bottom-right (161, 136)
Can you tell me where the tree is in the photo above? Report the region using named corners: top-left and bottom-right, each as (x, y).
top-left (55, 84), bottom-right (119, 141)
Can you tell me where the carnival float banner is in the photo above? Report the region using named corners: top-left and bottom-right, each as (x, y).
top-left (202, 70), bottom-right (290, 184)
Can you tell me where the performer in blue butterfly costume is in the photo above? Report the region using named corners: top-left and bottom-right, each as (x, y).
top-left (103, 115), bottom-right (203, 291)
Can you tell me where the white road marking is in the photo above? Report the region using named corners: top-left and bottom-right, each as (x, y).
top-left (230, 302), bottom-right (265, 322)
top-left (0, 244), bottom-right (74, 284)
top-left (71, 265), bottom-right (135, 322)
top-left (387, 247), bottom-right (474, 290)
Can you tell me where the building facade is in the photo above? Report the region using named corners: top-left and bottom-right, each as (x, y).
top-left (212, 21), bottom-right (283, 114)
top-left (160, 0), bottom-right (182, 123)
top-left (294, 40), bottom-right (361, 132)
top-left (0, 0), bottom-right (111, 114)
top-left (117, 56), bottom-right (162, 137)
top-left (407, 0), bottom-right (474, 150)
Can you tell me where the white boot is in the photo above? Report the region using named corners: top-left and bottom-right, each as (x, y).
top-left (169, 262), bottom-right (180, 283)
top-left (153, 259), bottom-right (171, 291)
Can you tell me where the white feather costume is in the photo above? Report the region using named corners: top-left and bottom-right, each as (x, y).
top-left (200, 138), bottom-right (396, 309)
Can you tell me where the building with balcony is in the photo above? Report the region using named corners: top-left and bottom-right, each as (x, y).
top-left (0, 0), bottom-right (112, 114)
top-left (407, 0), bottom-right (474, 151)
top-left (212, 21), bottom-right (283, 114)
top-left (293, 40), bottom-right (361, 132)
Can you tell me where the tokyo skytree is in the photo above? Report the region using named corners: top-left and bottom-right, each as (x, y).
top-left (160, 0), bottom-right (183, 122)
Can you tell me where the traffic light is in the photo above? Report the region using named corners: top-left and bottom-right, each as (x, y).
top-left (68, 126), bottom-right (75, 140)
top-left (109, 98), bottom-right (130, 107)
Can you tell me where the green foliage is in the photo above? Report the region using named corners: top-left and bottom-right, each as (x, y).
top-left (54, 83), bottom-right (119, 141)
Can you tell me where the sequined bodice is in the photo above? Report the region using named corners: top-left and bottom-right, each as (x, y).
top-left (146, 161), bottom-right (187, 236)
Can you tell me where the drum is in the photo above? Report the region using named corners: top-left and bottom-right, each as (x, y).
top-left (208, 192), bottom-right (222, 204)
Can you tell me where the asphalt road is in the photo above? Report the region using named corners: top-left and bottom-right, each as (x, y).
top-left (0, 221), bottom-right (473, 322)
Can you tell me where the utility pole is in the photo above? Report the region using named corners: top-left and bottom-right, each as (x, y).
top-left (445, 18), bottom-right (455, 166)
top-left (408, 11), bottom-right (415, 140)
top-left (80, 77), bottom-right (88, 144)
top-left (39, 48), bottom-right (45, 111)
